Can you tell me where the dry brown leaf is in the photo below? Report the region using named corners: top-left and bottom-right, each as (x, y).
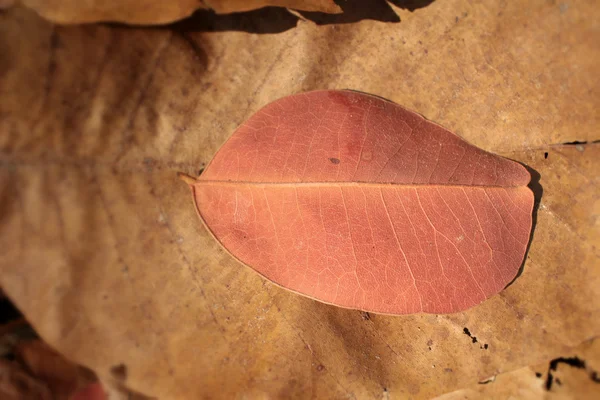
top-left (0, 1), bottom-right (598, 399)
top-left (19, 0), bottom-right (204, 25)
top-left (0, 359), bottom-right (52, 400)
top-left (18, 0), bottom-right (341, 25)
top-left (436, 337), bottom-right (600, 399)
top-left (14, 340), bottom-right (97, 399)
top-left (0, 338), bottom-right (101, 400)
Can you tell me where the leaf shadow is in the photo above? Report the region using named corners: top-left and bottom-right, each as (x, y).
top-left (387, 0), bottom-right (437, 11)
top-left (167, 0), bottom-right (437, 34)
top-left (170, 7), bottom-right (299, 34)
top-left (322, 307), bottom-right (392, 392)
top-left (505, 163), bottom-right (543, 288)
top-left (299, 0), bottom-right (436, 25)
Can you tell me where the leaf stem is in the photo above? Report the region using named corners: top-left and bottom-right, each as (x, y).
top-left (177, 172), bottom-right (197, 186)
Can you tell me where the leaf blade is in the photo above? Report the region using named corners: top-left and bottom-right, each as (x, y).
top-left (191, 90), bottom-right (533, 314)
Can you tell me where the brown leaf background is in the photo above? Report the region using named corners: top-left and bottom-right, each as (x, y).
top-left (1, 0), bottom-right (599, 398)
top-left (439, 338), bottom-right (600, 399)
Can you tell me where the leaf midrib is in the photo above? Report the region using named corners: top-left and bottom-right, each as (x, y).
top-left (193, 180), bottom-right (529, 189)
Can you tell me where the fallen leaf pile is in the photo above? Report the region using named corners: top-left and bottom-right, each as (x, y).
top-left (0, 0), bottom-right (598, 398)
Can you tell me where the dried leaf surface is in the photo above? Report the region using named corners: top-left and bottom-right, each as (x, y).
top-left (191, 90), bottom-right (533, 314)
top-left (0, 1), bottom-right (598, 398)
top-left (19, 0), bottom-right (341, 25)
top-left (437, 337), bottom-right (600, 399)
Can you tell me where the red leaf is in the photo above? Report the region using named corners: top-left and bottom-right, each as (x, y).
top-left (186, 90), bottom-right (533, 314)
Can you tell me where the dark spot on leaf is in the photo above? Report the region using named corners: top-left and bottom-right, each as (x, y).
top-left (544, 356), bottom-right (598, 390)
top-left (463, 327), bottom-right (478, 343)
top-left (552, 356), bottom-right (586, 370)
top-left (544, 152), bottom-right (548, 159)
top-left (536, 372), bottom-right (542, 378)
top-left (110, 364), bottom-right (127, 381)
top-left (143, 157), bottom-right (157, 172)
top-left (562, 140), bottom-right (587, 145)
top-left (329, 157), bottom-right (341, 164)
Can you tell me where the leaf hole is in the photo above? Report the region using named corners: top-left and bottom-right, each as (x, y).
top-left (463, 327), bottom-right (482, 344)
